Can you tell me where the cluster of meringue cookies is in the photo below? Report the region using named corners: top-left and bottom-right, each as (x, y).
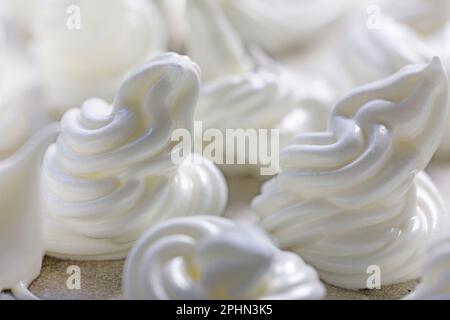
top-left (1, 0), bottom-right (450, 300)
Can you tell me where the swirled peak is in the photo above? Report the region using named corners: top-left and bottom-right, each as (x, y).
top-left (42, 53), bottom-right (227, 260)
top-left (32, 0), bottom-right (167, 116)
top-left (406, 234), bottom-right (450, 300)
top-left (123, 216), bottom-right (325, 300)
top-left (252, 58), bottom-right (449, 289)
top-left (218, 0), bottom-right (349, 54)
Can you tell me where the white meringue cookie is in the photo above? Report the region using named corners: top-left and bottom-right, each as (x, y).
top-left (42, 53), bottom-right (228, 260)
top-left (218, 0), bottom-right (349, 55)
top-left (0, 123), bottom-right (59, 299)
top-left (252, 58), bottom-right (449, 289)
top-left (187, 0), bottom-right (336, 176)
top-left (32, 0), bottom-right (167, 117)
top-left (405, 234), bottom-right (450, 300)
top-left (123, 216), bottom-right (325, 300)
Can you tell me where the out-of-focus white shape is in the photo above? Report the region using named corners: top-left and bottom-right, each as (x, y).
top-left (154, 0), bottom-right (187, 51)
top-left (187, 0), bottom-right (336, 176)
top-left (218, 0), bottom-right (349, 55)
top-left (32, 0), bottom-right (167, 117)
top-left (123, 216), bottom-right (326, 300)
top-left (42, 53), bottom-right (228, 260)
top-left (382, 0), bottom-right (450, 35)
top-left (0, 0), bottom-right (37, 38)
top-left (405, 234), bottom-right (450, 300)
top-left (0, 124), bottom-right (59, 299)
top-left (252, 59), bottom-right (449, 289)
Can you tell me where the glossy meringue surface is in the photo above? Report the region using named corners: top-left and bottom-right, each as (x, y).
top-left (32, 0), bottom-right (167, 116)
top-left (406, 234), bottom-right (450, 300)
top-left (123, 216), bottom-right (325, 300)
top-left (42, 53), bottom-right (228, 260)
top-left (252, 58), bottom-right (449, 289)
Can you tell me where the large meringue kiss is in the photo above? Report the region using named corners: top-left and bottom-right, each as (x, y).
top-left (32, 0), bottom-right (167, 116)
top-left (42, 53), bottom-right (228, 260)
top-left (187, 0), bottom-right (335, 176)
top-left (0, 124), bottom-right (59, 299)
top-left (405, 233), bottom-right (450, 300)
top-left (252, 58), bottom-right (449, 289)
top-left (123, 216), bottom-right (325, 300)
top-left (219, 0), bottom-right (348, 55)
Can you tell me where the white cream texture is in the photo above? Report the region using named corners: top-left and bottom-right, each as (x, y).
top-left (342, 0), bottom-right (450, 155)
top-left (187, 0), bottom-right (335, 175)
top-left (252, 59), bottom-right (449, 289)
top-left (218, 0), bottom-right (349, 54)
top-left (0, 124), bottom-right (59, 298)
top-left (406, 234), bottom-right (450, 300)
top-left (42, 53), bottom-right (228, 260)
top-left (123, 216), bottom-right (325, 300)
top-left (32, 0), bottom-right (167, 116)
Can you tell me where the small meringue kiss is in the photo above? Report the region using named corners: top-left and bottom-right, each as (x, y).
top-left (123, 216), bottom-right (325, 300)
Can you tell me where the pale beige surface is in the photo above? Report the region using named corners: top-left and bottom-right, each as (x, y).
top-left (14, 158), bottom-right (448, 300)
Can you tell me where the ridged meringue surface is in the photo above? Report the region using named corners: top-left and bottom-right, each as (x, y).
top-left (252, 58), bottom-right (449, 289)
top-left (123, 216), bottom-right (325, 300)
top-left (42, 53), bottom-right (228, 260)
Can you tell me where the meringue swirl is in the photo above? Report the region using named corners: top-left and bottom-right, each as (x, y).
top-left (33, 0), bottom-right (167, 116)
top-left (252, 58), bottom-right (449, 289)
top-left (42, 53), bottom-right (228, 260)
top-left (406, 234), bottom-right (450, 300)
top-left (123, 216), bottom-right (325, 300)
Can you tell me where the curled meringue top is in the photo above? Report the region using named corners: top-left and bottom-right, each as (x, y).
top-left (33, 0), bottom-right (166, 112)
top-left (406, 234), bottom-right (450, 300)
top-left (123, 216), bottom-right (325, 300)
top-left (42, 53), bottom-right (227, 259)
top-left (253, 58), bottom-right (449, 288)
top-left (219, 0), bottom-right (348, 54)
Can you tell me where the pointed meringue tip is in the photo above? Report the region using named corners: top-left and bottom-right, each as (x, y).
top-left (427, 56), bottom-right (445, 74)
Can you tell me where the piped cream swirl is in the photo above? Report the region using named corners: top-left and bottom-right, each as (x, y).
top-left (42, 53), bottom-right (228, 260)
top-left (252, 58), bottom-right (449, 288)
top-left (123, 216), bottom-right (325, 300)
